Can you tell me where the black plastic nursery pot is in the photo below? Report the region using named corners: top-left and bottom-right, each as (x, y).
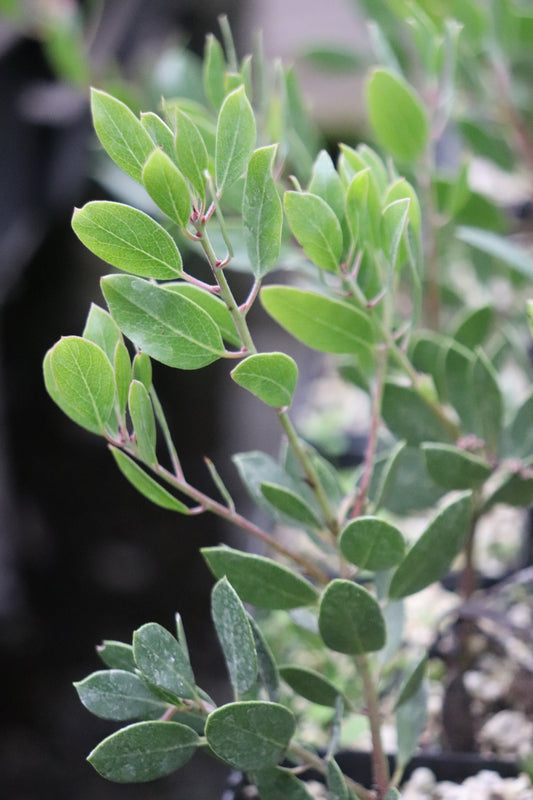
top-left (221, 749), bottom-right (520, 799)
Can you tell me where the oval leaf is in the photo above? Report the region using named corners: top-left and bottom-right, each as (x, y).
top-left (202, 546), bottom-right (318, 609)
top-left (308, 149), bottom-right (345, 222)
top-left (165, 282), bottom-right (240, 347)
top-left (174, 109), bottom-right (209, 201)
top-left (88, 720), bottom-right (198, 782)
top-left (101, 275), bottom-right (225, 369)
top-left (91, 88), bottom-right (154, 182)
top-left (97, 640), bottom-right (136, 672)
top-left (254, 767), bottom-right (315, 799)
top-left (243, 144), bottom-right (283, 278)
top-left (340, 517), bottom-right (405, 571)
top-left (110, 447), bottom-right (188, 512)
top-left (261, 285), bottom-right (374, 356)
top-left (142, 148), bottom-right (192, 229)
top-left (211, 578), bottom-right (257, 696)
top-left (279, 665), bottom-right (341, 707)
top-left (260, 482), bottom-right (320, 527)
top-left (422, 443), bottom-right (492, 490)
top-left (366, 68), bottom-right (429, 163)
top-left (133, 622), bottom-right (196, 701)
top-left (381, 382), bottom-right (455, 445)
top-left (205, 701), bottom-right (295, 770)
top-left (216, 85), bottom-right (256, 193)
top-left (284, 191), bottom-right (343, 273)
top-left (389, 492), bottom-right (472, 599)
top-left (75, 669), bottom-right (169, 721)
top-left (231, 352), bottom-right (298, 408)
top-left (82, 303), bottom-right (123, 363)
top-left (72, 201), bottom-right (183, 279)
top-left (44, 337), bottom-right (115, 435)
top-left (318, 579), bottom-right (386, 654)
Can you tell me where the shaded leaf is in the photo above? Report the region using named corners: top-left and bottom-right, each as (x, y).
top-left (452, 305), bottom-right (494, 349)
top-left (165, 282), bottom-right (240, 347)
top-left (72, 201), bottom-right (183, 279)
top-left (101, 275), bottom-right (225, 369)
top-left (174, 109), bottom-right (208, 201)
top-left (82, 303), bottom-right (122, 363)
top-left (457, 227), bottom-right (533, 280)
top-left (506, 392), bottom-right (533, 460)
top-left (248, 616), bottom-right (281, 702)
top-left (132, 351), bottom-right (152, 390)
top-left (97, 640), bottom-right (136, 672)
top-left (202, 546), bottom-right (318, 609)
top-left (114, 340), bottom-right (131, 420)
top-left (128, 380), bottom-right (157, 464)
top-left (203, 33), bottom-right (226, 110)
top-left (472, 350), bottom-right (503, 452)
top-left (308, 150), bottom-right (345, 221)
top-left (88, 720), bottom-right (198, 782)
top-left (260, 482), bottom-right (320, 527)
top-left (205, 701), bottom-right (295, 770)
top-left (327, 757), bottom-right (350, 800)
top-left (211, 577), bottom-right (257, 696)
top-left (254, 767), bottom-right (314, 799)
top-left (396, 683), bottom-right (427, 768)
top-left (279, 665), bottom-right (341, 707)
top-left (389, 493), bottom-right (472, 599)
top-left (318, 579), bottom-right (386, 654)
top-left (395, 655), bottom-right (427, 709)
top-left (422, 443), bottom-right (491, 490)
top-left (381, 382), bottom-right (454, 445)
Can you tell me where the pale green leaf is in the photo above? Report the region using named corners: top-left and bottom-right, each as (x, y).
top-left (457, 226), bottom-right (533, 279)
top-left (128, 380), bottom-right (157, 464)
top-left (203, 33), bottom-right (226, 110)
top-left (243, 144), bottom-right (283, 277)
top-left (72, 201), bottom-right (183, 279)
top-left (142, 148), bottom-right (191, 229)
top-left (284, 191), bottom-right (342, 273)
top-left (82, 303), bottom-right (122, 363)
top-left (231, 352), bottom-right (298, 408)
top-left (174, 109), bottom-right (208, 201)
top-left (109, 447), bottom-right (189, 512)
top-left (140, 111), bottom-right (177, 161)
top-left (308, 150), bottom-right (345, 221)
top-left (216, 85), bottom-right (256, 193)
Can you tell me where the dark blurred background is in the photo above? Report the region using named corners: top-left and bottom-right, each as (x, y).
top-left (0, 2), bottom-right (245, 798)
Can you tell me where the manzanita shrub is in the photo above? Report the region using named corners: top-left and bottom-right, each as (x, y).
top-left (44, 6), bottom-right (533, 800)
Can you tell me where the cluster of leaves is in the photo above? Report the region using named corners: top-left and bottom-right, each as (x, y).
top-left (43, 5), bottom-right (533, 799)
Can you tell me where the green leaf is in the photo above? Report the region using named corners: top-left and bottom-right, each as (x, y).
top-left (133, 622), bottom-right (196, 700)
top-left (82, 303), bottom-right (123, 363)
top-left (142, 148), bottom-right (191, 229)
top-left (75, 669), bottom-right (169, 721)
top-left (201, 546), bottom-right (318, 609)
top-left (110, 447), bottom-right (189, 512)
top-left (101, 275), bottom-right (225, 369)
top-left (506, 392), bottom-right (533, 460)
top-left (381, 382), bottom-right (454, 445)
top-left (140, 111), bottom-right (177, 161)
top-left (327, 757), bottom-right (350, 800)
top-left (211, 577), bottom-right (257, 696)
top-left (284, 191), bottom-right (343, 273)
top-left (452, 305), bottom-right (494, 349)
top-left (243, 144), bottom-right (283, 278)
top-left (389, 492), bottom-right (472, 599)
top-left (260, 482), bottom-right (320, 527)
top-left (205, 701), bottom-right (295, 770)
top-left (396, 682), bottom-right (427, 768)
top-left (165, 282), bottom-right (240, 347)
top-left (128, 380), bottom-right (157, 464)
top-left (44, 337), bottom-right (115, 435)
top-left (395, 655), bottom-right (427, 709)
top-left (261, 286), bottom-right (374, 356)
top-left (384, 178), bottom-right (421, 233)
top-left (114, 340), bottom-right (131, 420)
top-left (90, 88), bottom-right (154, 183)
top-left (345, 168), bottom-right (381, 248)
top-left (216, 85), bottom-right (256, 193)
top-left (366, 67), bottom-right (429, 163)
top-left (318, 579), bottom-right (386, 654)
top-left (254, 767), bottom-right (315, 799)
top-left (174, 109), bottom-right (209, 201)
top-left (132, 351), bottom-right (152, 390)
top-left (231, 352), bottom-right (298, 408)
top-left (381, 198), bottom-right (411, 272)
top-left (444, 342), bottom-right (476, 432)
top-left (457, 227), bottom-right (533, 280)
top-left (308, 150), bottom-right (345, 222)
top-left (422, 443), bottom-right (492, 490)
top-left (248, 616), bottom-right (281, 702)
top-left (279, 666), bottom-right (341, 707)
top-left (486, 469), bottom-right (533, 508)
top-left (472, 350), bottom-right (503, 452)
top-left (72, 201), bottom-right (183, 279)
top-left (203, 33), bottom-right (226, 110)
top-left (97, 640), bottom-right (136, 672)
top-left (88, 720), bottom-right (198, 782)
top-left (340, 517), bottom-right (405, 571)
